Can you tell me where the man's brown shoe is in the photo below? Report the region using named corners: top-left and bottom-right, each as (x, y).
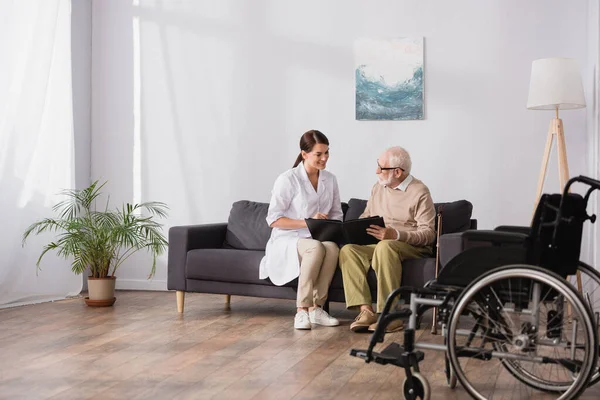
top-left (368, 319), bottom-right (404, 333)
top-left (350, 309), bottom-right (378, 332)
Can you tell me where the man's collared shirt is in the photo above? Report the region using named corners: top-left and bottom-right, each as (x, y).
top-left (388, 174), bottom-right (413, 191)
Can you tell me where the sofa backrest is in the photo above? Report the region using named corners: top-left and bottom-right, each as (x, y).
top-left (345, 198), bottom-right (473, 234)
top-left (223, 200), bottom-right (350, 250)
top-left (223, 198), bottom-right (474, 250)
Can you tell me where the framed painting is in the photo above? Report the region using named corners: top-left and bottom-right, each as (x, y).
top-left (355, 37), bottom-right (424, 120)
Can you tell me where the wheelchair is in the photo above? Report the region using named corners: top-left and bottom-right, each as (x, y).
top-left (351, 176), bottom-right (600, 400)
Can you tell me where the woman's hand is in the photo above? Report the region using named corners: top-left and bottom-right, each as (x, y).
top-left (312, 212), bottom-right (329, 220)
top-left (271, 213), bottom-right (328, 229)
top-left (366, 225), bottom-right (397, 240)
top-left (272, 217), bottom-right (314, 230)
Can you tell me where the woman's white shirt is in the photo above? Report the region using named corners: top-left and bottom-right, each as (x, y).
top-left (259, 163), bottom-right (343, 286)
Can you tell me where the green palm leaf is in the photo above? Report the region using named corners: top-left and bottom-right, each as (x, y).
top-left (22, 180), bottom-right (168, 279)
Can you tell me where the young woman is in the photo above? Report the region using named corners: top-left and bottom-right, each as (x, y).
top-left (259, 130), bottom-right (343, 330)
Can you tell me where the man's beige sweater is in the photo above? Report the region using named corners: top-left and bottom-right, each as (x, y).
top-left (360, 177), bottom-right (436, 247)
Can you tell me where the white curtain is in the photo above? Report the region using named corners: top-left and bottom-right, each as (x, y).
top-left (0, 0), bottom-right (81, 307)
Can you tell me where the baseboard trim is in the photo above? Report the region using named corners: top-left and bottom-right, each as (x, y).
top-left (115, 279), bottom-right (167, 291)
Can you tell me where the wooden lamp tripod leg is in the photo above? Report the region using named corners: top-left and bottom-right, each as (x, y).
top-left (555, 119), bottom-right (583, 295)
top-left (556, 118), bottom-right (570, 190)
top-left (534, 121), bottom-right (555, 211)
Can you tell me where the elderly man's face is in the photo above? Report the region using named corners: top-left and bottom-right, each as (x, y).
top-left (376, 152), bottom-right (403, 187)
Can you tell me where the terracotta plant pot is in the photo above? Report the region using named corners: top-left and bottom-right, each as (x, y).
top-left (86, 276), bottom-right (116, 306)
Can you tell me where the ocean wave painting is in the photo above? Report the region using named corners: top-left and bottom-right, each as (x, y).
top-left (355, 37), bottom-right (424, 121)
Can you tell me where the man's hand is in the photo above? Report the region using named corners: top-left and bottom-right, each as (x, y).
top-left (366, 225), bottom-right (397, 240)
top-left (311, 212), bottom-right (329, 220)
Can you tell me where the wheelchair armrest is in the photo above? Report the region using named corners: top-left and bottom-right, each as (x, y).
top-left (439, 230), bottom-right (527, 267)
top-left (494, 225), bottom-right (531, 235)
top-left (463, 230), bottom-right (528, 244)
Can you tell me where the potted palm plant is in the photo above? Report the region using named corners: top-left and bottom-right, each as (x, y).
top-left (22, 180), bottom-right (168, 306)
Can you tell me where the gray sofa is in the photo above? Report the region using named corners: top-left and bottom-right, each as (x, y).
top-left (168, 198), bottom-right (476, 312)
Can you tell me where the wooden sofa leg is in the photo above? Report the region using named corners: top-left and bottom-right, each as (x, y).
top-left (225, 294), bottom-right (231, 310)
top-left (176, 291), bottom-right (185, 313)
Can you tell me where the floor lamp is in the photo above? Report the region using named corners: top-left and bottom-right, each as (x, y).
top-left (527, 57), bottom-right (586, 304)
top-left (527, 58), bottom-right (586, 205)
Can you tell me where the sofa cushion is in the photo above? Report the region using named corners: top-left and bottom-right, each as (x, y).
top-left (186, 248), bottom-right (270, 285)
top-left (224, 201), bottom-right (272, 250)
top-left (344, 198), bottom-right (472, 234)
top-left (341, 201), bottom-right (349, 219)
top-left (435, 200), bottom-right (473, 234)
top-left (186, 248), bottom-right (299, 287)
top-left (345, 198), bottom-right (368, 221)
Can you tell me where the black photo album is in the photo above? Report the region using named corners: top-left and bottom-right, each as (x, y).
top-left (305, 216), bottom-right (385, 245)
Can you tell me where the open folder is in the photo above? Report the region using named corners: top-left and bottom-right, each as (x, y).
top-left (305, 216), bottom-right (385, 245)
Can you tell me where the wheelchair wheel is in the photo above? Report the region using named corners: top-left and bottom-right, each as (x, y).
top-left (402, 372), bottom-right (430, 400)
top-left (505, 262), bottom-right (600, 389)
top-left (571, 261), bottom-right (600, 386)
top-left (447, 265), bottom-right (597, 400)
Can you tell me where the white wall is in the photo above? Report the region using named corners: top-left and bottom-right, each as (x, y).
top-left (91, 0), bottom-right (591, 290)
top-left (72, 0), bottom-right (92, 192)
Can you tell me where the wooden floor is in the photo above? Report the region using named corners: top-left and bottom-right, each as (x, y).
top-left (1, 291), bottom-right (599, 400)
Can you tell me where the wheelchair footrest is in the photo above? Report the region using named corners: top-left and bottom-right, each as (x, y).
top-left (350, 348), bottom-right (369, 360)
top-left (350, 342), bottom-right (424, 368)
top-left (380, 342), bottom-right (406, 359)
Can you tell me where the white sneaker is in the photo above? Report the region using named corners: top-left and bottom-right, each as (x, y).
top-left (294, 310), bottom-right (311, 330)
top-left (309, 307), bottom-right (340, 327)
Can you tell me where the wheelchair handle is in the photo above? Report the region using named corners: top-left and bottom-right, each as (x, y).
top-left (560, 175), bottom-right (599, 226)
top-left (564, 175), bottom-right (600, 194)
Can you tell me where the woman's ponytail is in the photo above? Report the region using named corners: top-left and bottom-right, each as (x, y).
top-left (293, 152), bottom-right (303, 168)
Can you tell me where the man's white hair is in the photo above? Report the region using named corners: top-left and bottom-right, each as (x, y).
top-left (386, 146), bottom-right (412, 174)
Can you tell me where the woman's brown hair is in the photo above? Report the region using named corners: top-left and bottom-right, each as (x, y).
top-left (293, 130), bottom-right (329, 168)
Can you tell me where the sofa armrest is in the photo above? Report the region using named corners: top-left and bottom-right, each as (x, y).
top-left (167, 223), bottom-right (228, 291)
top-left (494, 225), bottom-right (531, 235)
top-left (439, 230), bottom-right (527, 267)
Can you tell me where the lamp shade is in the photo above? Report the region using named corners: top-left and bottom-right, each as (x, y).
top-left (527, 58), bottom-right (586, 110)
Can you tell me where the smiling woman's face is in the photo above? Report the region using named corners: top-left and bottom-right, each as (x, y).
top-left (302, 143), bottom-right (330, 171)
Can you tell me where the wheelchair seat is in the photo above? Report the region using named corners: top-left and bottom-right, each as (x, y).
top-left (436, 238), bottom-right (528, 287)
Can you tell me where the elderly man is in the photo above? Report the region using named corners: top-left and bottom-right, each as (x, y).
top-left (339, 146), bottom-right (436, 332)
